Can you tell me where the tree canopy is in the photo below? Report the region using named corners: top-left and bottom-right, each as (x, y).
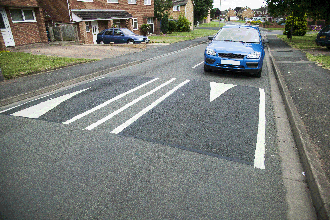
top-left (266, 0), bottom-right (330, 24)
top-left (154, 0), bottom-right (173, 19)
top-left (194, 0), bottom-right (214, 24)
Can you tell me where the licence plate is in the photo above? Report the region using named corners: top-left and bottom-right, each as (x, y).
top-left (221, 60), bottom-right (240, 65)
top-left (320, 36), bottom-right (326, 39)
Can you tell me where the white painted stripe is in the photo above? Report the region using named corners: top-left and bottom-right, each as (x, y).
top-left (11, 88), bottom-right (89, 118)
top-left (192, 61), bottom-right (204, 69)
top-left (254, 88), bottom-right (266, 169)
top-left (85, 78), bottom-right (176, 130)
top-left (63, 78), bottom-right (159, 124)
top-left (112, 80), bottom-right (190, 134)
top-left (210, 82), bottom-right (236, 102)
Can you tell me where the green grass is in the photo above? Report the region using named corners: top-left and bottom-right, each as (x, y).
top-left (0, 51), bottom-right (96, 79)
top-left (199, 21), bottom-right (224, 28)
top-left (148, 28), bottom-right (220, 43)
top-left (277, 34), bottom-right (330, 69)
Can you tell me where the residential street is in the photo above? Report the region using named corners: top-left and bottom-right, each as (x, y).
top-left (0, 28), bottom-right (328, 219)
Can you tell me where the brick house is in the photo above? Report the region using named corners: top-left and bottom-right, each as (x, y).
top-left (0, 0), bottom-right (48, 49)
top-left (39, 0), bottom-right (156, 44)
top-left (168, 0), bottom-right (194, 30)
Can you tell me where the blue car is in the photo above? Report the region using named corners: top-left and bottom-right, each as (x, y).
top-left (97, 28), bottom-right (149, 44)
top-left (204, 25), bottom-right (266, 77)
top-left (315, 25), bottom-right (330, 50)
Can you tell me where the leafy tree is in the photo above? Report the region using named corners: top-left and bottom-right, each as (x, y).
top-left (303, 0), bottom-right (330, 25)
top-left (284, 14), bottom-right (308, 36)
top-left (154, 0), bottom-right (173, 19)
top-left (161, 13), bottom-right (169, 34)
top-left (210, 8), bottom-right (216, 19)
top-left (215, 9), bottom-right (221, 18)
top-left (194, 0), bottom-right (213, 24)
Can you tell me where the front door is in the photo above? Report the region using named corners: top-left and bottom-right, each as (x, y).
top-left (0, 8), bottom-right (15, 47)
top-left (91, 21), bottom-right (98, 44)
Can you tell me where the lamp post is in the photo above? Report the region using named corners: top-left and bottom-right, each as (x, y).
top-left (219, 0), bottom-right (221, 28)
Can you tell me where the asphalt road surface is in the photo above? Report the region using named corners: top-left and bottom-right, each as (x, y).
top-left (0, 39), bottom-right (317, 219)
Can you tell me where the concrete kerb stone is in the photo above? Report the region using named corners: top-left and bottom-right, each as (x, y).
top-left (268, 46), bottom-right (330, 220)
top-left (0, 40), bottom-right (207, 108)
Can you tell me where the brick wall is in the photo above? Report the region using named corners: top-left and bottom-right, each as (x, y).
top-left (37, 0), bottom-right (71, 24)
top-left (0, 0), bottom-right (39, 7)
top-left (3, 7), bottom-right (48, 46)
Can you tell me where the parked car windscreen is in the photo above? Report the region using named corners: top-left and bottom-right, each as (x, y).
top-left (214, 28), bottom-right (260, 43)
top-left (122, 29), bottom-right (135, 35)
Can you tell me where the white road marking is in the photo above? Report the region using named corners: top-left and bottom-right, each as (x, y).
top-left (210, 82), bottom-right (236, 102)
top-left (84, 78), bottom-right (176, 130)
top-left (254, 88), bottom-right (266, 169)
top-left (192, 61), bottom-right (204, 69)
top-left (11, 88), bottom-right (89, 118)
top-left (63, 78), bottom-right (159, 124)
top-left (111, 80), bottom-right (190, 134)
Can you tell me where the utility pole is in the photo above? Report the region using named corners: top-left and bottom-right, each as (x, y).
top-left (219, 0), bottom-right (221, 28)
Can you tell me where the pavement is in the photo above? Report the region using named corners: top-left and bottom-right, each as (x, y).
top-left (0, 31), bottom-right (329, 219)
top-left (266, 30), bottom-right (330, 220)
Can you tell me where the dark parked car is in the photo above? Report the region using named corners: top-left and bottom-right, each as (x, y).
top-left (204, 25), bottom-right (266, 77)
top-left (315, 25), bottom-right (330, 49)
top-left (97, 28), bottom-right (149, 44)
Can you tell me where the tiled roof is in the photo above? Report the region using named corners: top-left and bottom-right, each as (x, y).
top-left (72, 9), bottom-right (132, 21)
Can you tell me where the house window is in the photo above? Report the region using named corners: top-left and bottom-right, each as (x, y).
top-left (77, 0), bottom-right (93, 2)
top-left (173, 5), bottom-right (180, 11)
top-left (85, 22), bottom-right (90, 32)
top-left (108, 0), bottom-right (118, 3)
top-left (128, 0), bottom-right (137, 4)
top-left (133, 18), bottom-right (138, 30)
top-left (10, 9), bottom-right (36, 22)
top-left (144, 0), bottom-right (151, 5)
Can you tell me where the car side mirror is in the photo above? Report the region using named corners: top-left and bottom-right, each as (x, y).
top-left (208, 36), bottom-right (214, 40)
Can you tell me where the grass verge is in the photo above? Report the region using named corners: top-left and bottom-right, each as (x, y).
top-left (148, 28), bottom-right (220, 43)
top-left (277, 34), bottom-right (330, 69)
top-left (0, 51), bottom-right (97, 79)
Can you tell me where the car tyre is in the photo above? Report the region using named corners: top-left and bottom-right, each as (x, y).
top-left (253, 69), bottom-right (262, 78)
top-left (98, 41), bottom-right (104, 45)
top-left (204, 64), bottom-right (212, 72)
top-left (327, 46), bottom-right (330, 50)
top-left (128, 39), bottom-right (134, 44)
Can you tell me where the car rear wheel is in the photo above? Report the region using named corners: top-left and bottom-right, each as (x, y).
top-left (98, 41), bottom-right (104, 44)
top-left (128, 39), bottom-right (134, 44)
top-left (327, 46), bottom-right (330, 50)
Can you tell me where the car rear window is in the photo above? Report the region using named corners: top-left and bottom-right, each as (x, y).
top-left (215, 27), bottom-right (260, 43)
top-left (105, 30), bottom-right (113, 35)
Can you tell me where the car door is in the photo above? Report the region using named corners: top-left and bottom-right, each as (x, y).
top-left (113, 29), bottom-right (127, 44)
top-left (103, 29), bottom-right (114, 44)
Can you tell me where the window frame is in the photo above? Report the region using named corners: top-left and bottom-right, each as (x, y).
top-left (85, 21), bottom-right (90, 32)
top-left (144, 0), bottom-right (151, 5)
top-left (133, 18), bottom-right (138, 30)
top-left (173, 5), bottom-right (180, 11)
top-left (10, 8), bottom-right (36, 23)
top-left (107, 0), bottom-right (119, 3)
top-left (77, 0), bottom-right (93, 2)
top-left (128, 0), bottom-right (137, 4)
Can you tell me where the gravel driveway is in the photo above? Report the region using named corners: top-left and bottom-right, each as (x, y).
top-left (8, 42), bottom-right (146, 59)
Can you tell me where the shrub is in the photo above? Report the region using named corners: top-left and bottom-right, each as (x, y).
top-left (140, 24), bottom-right (151, 36)
top-left (284, 14), bottom-right (308, 36)
top-left (161, 14), bottom-right (169, 34)
top-left (168, 20), bottom-right (178, 33)
top-left (250, 20), bottom-right (262, 25)
top-left (177, 14), bottom-right (191, 32)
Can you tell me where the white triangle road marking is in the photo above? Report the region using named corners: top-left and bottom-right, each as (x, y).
top-left (12, 88), bottom-right (89, 118)
top-left (210, 82), bottom-right (236, 102)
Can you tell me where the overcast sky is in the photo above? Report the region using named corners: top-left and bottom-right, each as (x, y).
top-left (213, 0), bottom-right (266, 10)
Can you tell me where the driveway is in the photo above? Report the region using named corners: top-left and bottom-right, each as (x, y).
top-left (8, 42), bottom-right (146, 59)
